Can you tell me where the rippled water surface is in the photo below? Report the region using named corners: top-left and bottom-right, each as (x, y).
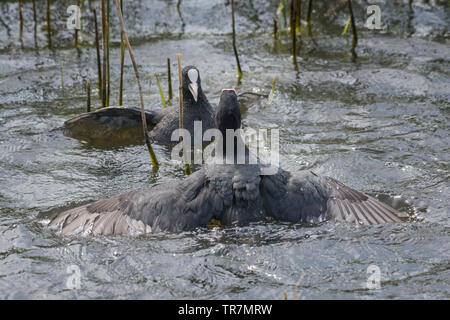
top-left (0, 0), bottom-right (449, 299)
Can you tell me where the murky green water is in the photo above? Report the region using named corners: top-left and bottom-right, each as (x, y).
top-left (0, 0), bottom-right (449, 299)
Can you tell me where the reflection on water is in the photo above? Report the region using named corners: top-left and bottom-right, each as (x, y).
top-left (0, 0), bottom-right (449, 299)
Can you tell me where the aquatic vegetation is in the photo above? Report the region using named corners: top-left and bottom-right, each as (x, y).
top-left (113, 0), bottom-right (158, 168)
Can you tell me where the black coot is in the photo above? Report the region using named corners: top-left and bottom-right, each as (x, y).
top-left (148, 65), bottom-right (215, 144)
top-left (63, 66), bottom-right (215, 146)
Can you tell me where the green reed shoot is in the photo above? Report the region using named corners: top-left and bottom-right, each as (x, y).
top-left (149, 74), bottom-right (167, 109)
top-left (342, 17), bottom-right (350, 35)
top-left (156, 76), bottom-right (167, 109)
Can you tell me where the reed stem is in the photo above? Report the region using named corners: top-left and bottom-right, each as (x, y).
top-left (80, 0), bottom-right (85, 39)
top-left (118, 0), bottom-right (125, 106)
top-left (177, 53), bottom-right (191, 176)
top-left (177, 0), bottom-right (182, 15)
top-left (60, 60), bottom-right (64, 94)
top-left (106, 0), bottom-right (110, 107)
top-left (296, 0), bottom-right (301, 33)
top-left (75, 0), bottom-right (80, 47)
top-left (18, 0), bottom-right (24, 40)
top-left (93, 7), bottom-right (102, 97)
top-left (231, 0), bottom-right (242, 82)
top-left (46, 0), bottom-right (52, 48)
top-left (271, 76), bottom-right (276, 94)
top-left (101, 0), bottom-right (107, 108)
top-left (293, 272), bottom-right (306, 300)
top-left (114, 0), bottom-right (159, 168)
top-left (306, 0), bottom-right (313, 36)
top-left (290, 0), bottom-right (298, 68)
top-left (273, 18), bottom-right (278, 40)
top-left (32, 0), bottom-right (37, 44)
top-left (167, 58), bottom-right (173, 100)
top-left (347, 0), bottom-right (358, 58)
top-left (86, 79), bottom-right (91, 112)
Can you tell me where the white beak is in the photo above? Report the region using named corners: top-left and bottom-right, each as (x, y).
top-left (189, 82), bottom-right (198, 102)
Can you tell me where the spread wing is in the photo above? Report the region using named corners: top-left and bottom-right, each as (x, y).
top-left (48, 169), bottom-right (223, 236)
top-left (261, 169), bottom-right (408, 225)
top-left (325, 177), bottom-right (408, 225)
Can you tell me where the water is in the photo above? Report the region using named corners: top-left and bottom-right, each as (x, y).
top-left (0, 0), bottom-right (449, 299)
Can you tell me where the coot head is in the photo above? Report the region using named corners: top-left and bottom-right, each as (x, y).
top-left (182, 66), bottom-right (203, 104)
top-left (215, 89), bottom-right (241, 135)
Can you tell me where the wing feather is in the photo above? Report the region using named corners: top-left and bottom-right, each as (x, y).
top-left (326, 177), bottom-right (408, 225)
top-left (261, 169), bottom-right (408, 226)
top-left (48, 169), bottom-right (225, 236)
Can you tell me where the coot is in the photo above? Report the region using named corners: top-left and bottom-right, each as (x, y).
top-left (49, 90), bottom-right (408, 235)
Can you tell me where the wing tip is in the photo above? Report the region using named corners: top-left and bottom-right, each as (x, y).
top-left (328, 195), bottom-right (410, 226)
